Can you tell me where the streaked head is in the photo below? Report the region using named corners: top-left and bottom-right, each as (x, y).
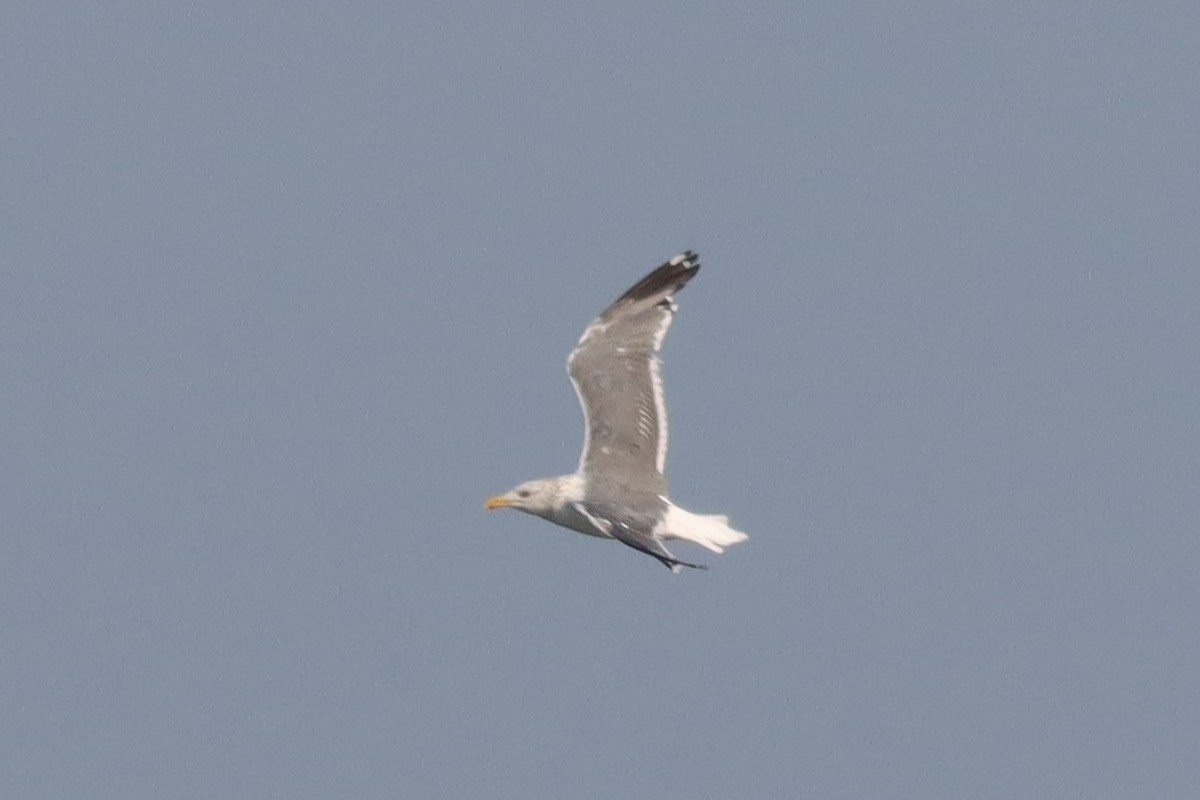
top-left (484, 478), bottom-right (562, 517)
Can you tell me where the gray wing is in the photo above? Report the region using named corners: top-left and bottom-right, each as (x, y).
top-left (567, 252), bottom-right (700, 493)
top-left (572, 502), bottom-right (707, 573)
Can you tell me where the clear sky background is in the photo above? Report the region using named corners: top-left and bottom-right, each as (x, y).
top-left (4, 3), bottom-right (1198, 798)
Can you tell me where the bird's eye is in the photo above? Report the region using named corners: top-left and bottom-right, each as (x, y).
top-left (517, 489), bottom-right (531, 498)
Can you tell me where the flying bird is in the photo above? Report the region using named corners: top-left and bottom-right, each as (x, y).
top-left (485, 251), bottom-right (748, 572)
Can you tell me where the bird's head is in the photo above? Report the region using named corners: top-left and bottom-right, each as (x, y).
top-left (484, 478), bottom-right (564, 517)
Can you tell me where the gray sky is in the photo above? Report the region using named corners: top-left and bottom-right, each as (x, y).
top-left (4, 2), bottom-right (1198, 797)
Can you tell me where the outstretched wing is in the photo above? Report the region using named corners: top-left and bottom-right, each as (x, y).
top-left (566, 252), bottom-right (700, 493)
top-left (573, 502), bottom-right (707, 573)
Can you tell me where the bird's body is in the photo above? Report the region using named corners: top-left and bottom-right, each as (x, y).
top-left (485, 251), bottom-right (747, 572)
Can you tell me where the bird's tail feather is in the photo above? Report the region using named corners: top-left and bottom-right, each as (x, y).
top-left (659, 504), bottom-right (749, 554)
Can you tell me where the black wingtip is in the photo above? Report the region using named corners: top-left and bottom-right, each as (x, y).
top-left (662, 556), bottom-right (709, 572)
top-left (614, 251), bottom-right (700, 306)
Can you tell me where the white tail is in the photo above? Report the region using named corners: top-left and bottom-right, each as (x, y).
top-left (657, 503), bottom-right (749, 554)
